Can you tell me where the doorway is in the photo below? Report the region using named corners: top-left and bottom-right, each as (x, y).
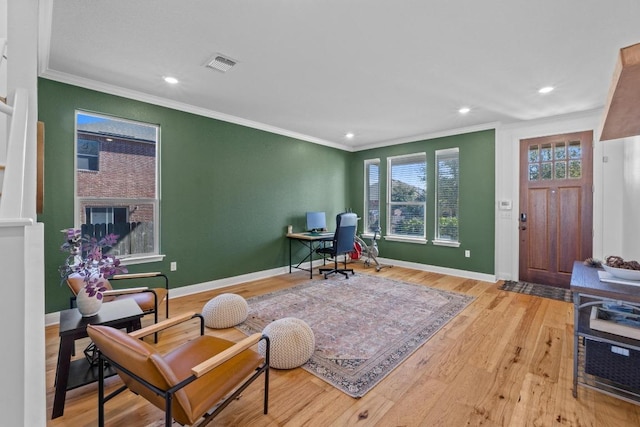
top-left (518, 131), bottom-right (593, 287)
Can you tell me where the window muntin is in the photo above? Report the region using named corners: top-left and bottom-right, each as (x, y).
top-left (364, 159), bottom-right (380, 234)
top-left (528, 139), bottom-right (582, 181)
top-left (387, 153), bottom-right (426, 239)
top-left (435, 148), bottom-right (459, 242)
top-left (75, 111), bottom-right (160, 259)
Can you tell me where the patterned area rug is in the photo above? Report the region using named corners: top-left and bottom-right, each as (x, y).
top-left (499, 280), bottom-right (573, 302)
top-left (236, 274), bottom-right (474, 398)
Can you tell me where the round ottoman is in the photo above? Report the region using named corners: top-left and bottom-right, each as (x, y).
top-left (259, 317), bottom-right (315, 369)
top-left (202, 293), bottom-right (248, 329)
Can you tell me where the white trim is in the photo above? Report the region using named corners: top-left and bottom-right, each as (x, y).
top-left (383, 235), bottom-right (428, 244)
top-left (120, 254), bottom-right (166, 265)
top-left (432, 240), bottom-right (461, 248)
top-left (379, 257), bottom-right (496, 283)
top-left (45, 258), bottom-right (494, 326)
top-left (38, 68), bottom-right (353, 152)
top-left (0, 218), bottom-right (33, 226)
top-left (354, 122), bottom-right (500, 151)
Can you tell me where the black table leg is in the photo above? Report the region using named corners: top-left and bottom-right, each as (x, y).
top-left (52, 335), bottom-right (74, 418)
top-left (309, 241), bottom-right (314, 278)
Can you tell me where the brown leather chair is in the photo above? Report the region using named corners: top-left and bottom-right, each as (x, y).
top-left (67, 271), bottom-right (169, 325)
top-left (87, 312), bottom-right (270, 427)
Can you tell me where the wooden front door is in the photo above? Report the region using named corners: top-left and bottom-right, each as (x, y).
top-left (519, 131), bottom-right (593, 287)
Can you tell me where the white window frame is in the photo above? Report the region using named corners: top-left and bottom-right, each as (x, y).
top-left (363, 159), bottom-right (380, 237)
top-left (385, 153), bottom-right (427, 244)
top-left (74, 111), bottom-right (163, 264)
top-left (433, 147), bottom-right (461, 247)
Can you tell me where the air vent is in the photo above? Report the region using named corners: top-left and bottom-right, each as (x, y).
top-left (205, 54), bottom-right (237, 73)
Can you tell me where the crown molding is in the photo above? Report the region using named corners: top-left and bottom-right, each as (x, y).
top-left (38, 68), bottom-right (353, 152)
top-left (353, 121), bottom-right (501, 152)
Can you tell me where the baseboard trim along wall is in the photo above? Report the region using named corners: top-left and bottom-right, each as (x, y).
top-left (44, 258), bottom-right (496, 326)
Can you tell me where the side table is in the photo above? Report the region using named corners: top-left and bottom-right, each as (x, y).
top-left (52, 299), bottom-right (144, 419)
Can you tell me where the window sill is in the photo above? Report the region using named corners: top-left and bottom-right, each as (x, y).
top-left (383, 235), bottom-right (428, 244)
top-left (432, 240), bottom-right (461, 248)
top-left (120, 254), bottom-right (166, 266)
top-left (360, 233), bottom-right (381, 240)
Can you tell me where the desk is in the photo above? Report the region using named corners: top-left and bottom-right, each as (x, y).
top-left (52, 299), bottom-right (144, 419)
top-left (286, 232), bottom-right (333, 278)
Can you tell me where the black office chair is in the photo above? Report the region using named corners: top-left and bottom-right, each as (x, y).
top-left (316, 212), bottom-right (358, 279)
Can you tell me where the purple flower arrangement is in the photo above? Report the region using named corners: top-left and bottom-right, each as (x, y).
top-left (59, 228), bottom-right (128, 300)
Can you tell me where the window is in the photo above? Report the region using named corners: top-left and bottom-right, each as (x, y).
top-left (363, 159), bottom-right (380, 234)
top-left (435, 148), bottom-right (459, 244)
top-left (75, 111), bottom-right (160, 260)
top-left (77, 139), bottom-right (100, 171)
top-left (387, 153), bottom-right (426, 240)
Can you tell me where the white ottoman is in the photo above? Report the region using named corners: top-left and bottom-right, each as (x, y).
top-left (259, 317), bottom-right (315, 369)
top-left (202, 293), bottom-right (248, 329)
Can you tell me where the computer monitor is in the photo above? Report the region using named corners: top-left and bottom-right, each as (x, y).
top-left (306, 211), bottom-right (326, 232)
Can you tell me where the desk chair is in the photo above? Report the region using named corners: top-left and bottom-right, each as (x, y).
top-left (316, 212), bottom-right (357, 279)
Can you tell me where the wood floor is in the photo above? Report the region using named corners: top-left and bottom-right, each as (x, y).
top-left (45, 264), bottom-right (640, 426)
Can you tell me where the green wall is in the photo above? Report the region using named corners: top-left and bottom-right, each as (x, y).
top-left (38, 79), bottom-right (350, 313)
top-left (347, 130), bottom-right (495, 274)
top-left (38, 79), bottom-right (496, 314)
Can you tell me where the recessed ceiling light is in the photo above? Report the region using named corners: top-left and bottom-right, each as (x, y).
top-left (345, 132), bottom-right (355, 139)
top-left (458, 107), bottom-right (471, 114)
top-left (163, 76), bottom-right (179, 84)
top-left (538, 86), bottom-right (554, 94)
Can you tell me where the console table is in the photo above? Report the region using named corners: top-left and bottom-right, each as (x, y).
top-left (52, 299), bottom-right (144, 419)
top-left (570, 261), bottom-right (640, 405)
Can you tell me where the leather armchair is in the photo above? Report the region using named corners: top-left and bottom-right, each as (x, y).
top-left (87, 312), bottom-right (270, 427)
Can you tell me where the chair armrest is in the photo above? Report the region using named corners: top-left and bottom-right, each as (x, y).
top-left (111, 272), bottom-right (163, 280)
top-left (102, 287), bottom-right (149, 296)
top-left (128, 311), bottom-right (198, 340)
top-left (191, 333), bottom-right (265, 378)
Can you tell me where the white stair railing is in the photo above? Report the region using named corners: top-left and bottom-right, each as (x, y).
top-left (0, 88), bottom-right (29, 219)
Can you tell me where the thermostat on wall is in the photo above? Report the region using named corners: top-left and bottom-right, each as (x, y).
top-left (499, 200), bottom-right (512, 210)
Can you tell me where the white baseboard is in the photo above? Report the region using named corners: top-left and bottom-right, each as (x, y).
top-left (45, 258), bottom-right (494, 326)
top-left (374, 257), bottom-right (497, 283)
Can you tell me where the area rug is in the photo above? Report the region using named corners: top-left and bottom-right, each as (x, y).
top-left (236, 274), bottom-right (474, 398)
top-left (499, 280), bottom-right (573, 302)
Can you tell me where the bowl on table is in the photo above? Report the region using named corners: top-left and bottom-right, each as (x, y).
top-left (602, 264), bottom-right (640, 281)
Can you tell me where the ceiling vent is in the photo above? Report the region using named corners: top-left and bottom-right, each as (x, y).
top-left (205, 54), bottom-right (237, 73)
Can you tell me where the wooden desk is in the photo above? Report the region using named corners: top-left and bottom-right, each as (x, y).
top-left (570, 261), bottom-right (640, 404)
top-left (52, 299), bottom-right (144, 419)
top-left (286, 232), bottom-right (333, 279)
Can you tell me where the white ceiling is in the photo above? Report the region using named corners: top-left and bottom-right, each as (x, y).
top-left (39, 0), bottom-right (640, 150)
